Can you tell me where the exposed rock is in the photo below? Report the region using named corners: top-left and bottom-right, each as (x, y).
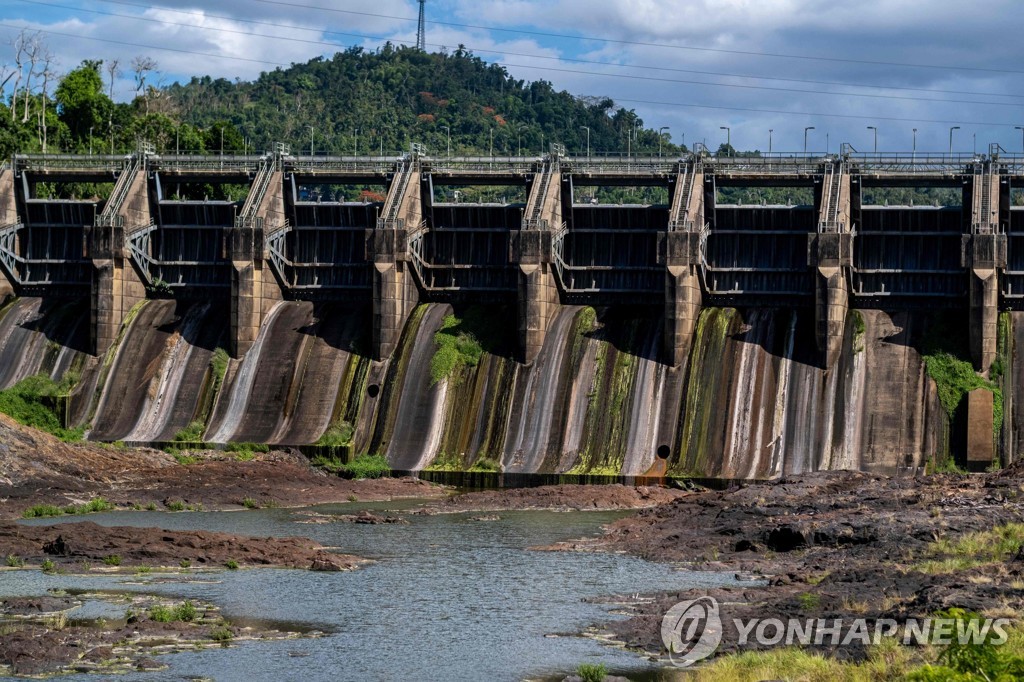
top-left (421, 483), bottom-right (687, 513)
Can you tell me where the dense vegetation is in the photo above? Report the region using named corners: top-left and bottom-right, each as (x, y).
top-left (0, 41), bottom-right (681, 160)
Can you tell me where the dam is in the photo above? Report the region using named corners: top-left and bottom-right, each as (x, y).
top-left (0, 142), bottom-right (1020, 477)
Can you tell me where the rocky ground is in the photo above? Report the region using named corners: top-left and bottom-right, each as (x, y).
top-left (417, 482), bottom-right (688, 513)
top-left (0, 414), bottom-right (443, 520)
top-left (0, 591), bottom-right (319, 677)
top-left (557, 467), bottom-right (1024, 663)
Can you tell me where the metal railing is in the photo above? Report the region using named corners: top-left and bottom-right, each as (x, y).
top-left (522, 158), bottom-right (557, 230)
top-left (95, 154), bottom-right (141, 228)
top-left (147, 154), bottom-right (265, 173)
top-left (14, 154), bottom-right (130, 174)
top-left (0, 221), bottom-right (23, 284)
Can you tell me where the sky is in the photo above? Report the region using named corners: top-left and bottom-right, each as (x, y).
top-left (1, 0), bottom-right (1023, 155)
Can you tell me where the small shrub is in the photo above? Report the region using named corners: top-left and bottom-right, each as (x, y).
top-left (470, 457), bottom-right (501, 473)
top-left (103, 555), bottom-right (122, 566)
top-left (576, 663), bottom-right (607, 682)
top-left (166, 500), bottom-right (186, 512)
top-left (210, 626), bottom-right (233, 643)
top-left (0, 374), bottom-right (84, 441)
top-left (225, 442), bottom-right (269, 456)
top-left (136, 566), bottom-right (152, 575)
top-left (40, 559), bottom-right (55, 573)
top-left (171, 420), bottom-right (206, 444)
top-left (242, 497), bottom-right (259, 509)
top-left (145, 502), bottom-right (158, 511)
top-left (174, 453), bottom-right (200, 465)
top-left (179, 559), bottom-right (191, 569)
top-left (224, 559), bottom-right (239, 570)
top-left (148, 604), bottom-right (174, 622)
top-left (175, 601), bottom-right (197, 622)
top-left (6, 554), bottom-right (24, 568)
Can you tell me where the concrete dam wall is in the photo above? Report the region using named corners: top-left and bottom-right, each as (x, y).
top-left (0, 148), bottom-right (1017, 476)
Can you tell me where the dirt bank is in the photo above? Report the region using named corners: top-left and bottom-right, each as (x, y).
top-left (567, 468), bottom-right (1024, 662)
top-left (0, 520), bottom-right (366, 570)
top-left (0, 414), bottom-right (443, 520)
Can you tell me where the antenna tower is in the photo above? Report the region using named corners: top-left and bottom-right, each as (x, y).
top-left (416, 0), bottom-right (426, 51)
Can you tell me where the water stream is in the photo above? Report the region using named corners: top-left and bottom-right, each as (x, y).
top-left (13, 503), bottom-right (739, 681)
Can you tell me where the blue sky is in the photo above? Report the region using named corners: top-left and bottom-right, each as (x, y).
top-left (1, 0), bottom-right (1023, 154)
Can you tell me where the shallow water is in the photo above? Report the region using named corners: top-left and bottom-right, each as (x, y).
top-left (11, 502), bottom-right (739, 681)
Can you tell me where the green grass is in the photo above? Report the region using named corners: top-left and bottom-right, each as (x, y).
top-left (22, 497), bottom-right (114, 519)
top-left (170, 420), bottom-right (206, 444)
top-left (912, 522), bottom-right (1024, 574)
top-left (851, 310), bottom-right (866, 353)
top-left (340, 454), bottom-right (390, 479)
top-left (102, 555), bottom-right (121, 566)
top-left (40, 559), bottom-right (55, 573)
top-left (470, 457), bottom-right (502, 472)
top-left (425, 451), bottom-right (462, 472)
top-left (225, 442), bottom-right (269, 456)
top-left (797, 592), bottom-right (822, 611)
top-left (5, 554), bottom-right (24, 568)
top-left (148, 601), bottom-right (197, 623)
top-left (315, 421), bottom-right (354, 447)
top-left (224, 559), bottom-right (239, 570)
top-left (576, 663), bottom-right (607, 682)
top-left (0, 373), bottom-right (85, 441)
top-left (173, 453), bottom-right (200, 465)
top-left (241, 497), bottom-right (259, 509)
top-left (166, 500), bottom-right (187, 512)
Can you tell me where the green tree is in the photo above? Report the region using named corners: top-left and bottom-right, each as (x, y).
top-left (55, 60), bottom-right (111, 146)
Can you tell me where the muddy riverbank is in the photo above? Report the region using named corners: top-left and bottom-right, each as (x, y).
top-left (0, 415), bottom-right (443, 520)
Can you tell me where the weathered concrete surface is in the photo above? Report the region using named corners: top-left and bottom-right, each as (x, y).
top-left (966, 388), bottom-right (994, 463)
top-left (91, 167), bottom-right (148, 355)
top-left (0, 168), bottom-right (18, 301)
top-left (230, 170), bottom-right (285, 357)
top-left (371, 167), bottom-right (421, 360)
top-left (515, 165), bottom-right (561, 364)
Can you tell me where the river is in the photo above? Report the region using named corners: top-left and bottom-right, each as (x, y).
top-left (10, 499), bottom-right (741, 681)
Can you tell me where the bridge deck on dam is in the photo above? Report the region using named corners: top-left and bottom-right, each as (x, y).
top-left (0, 147), bottom-right (1021, 368)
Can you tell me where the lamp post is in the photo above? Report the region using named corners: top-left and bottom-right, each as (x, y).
top-left (580, 126), bottom-right (590, 157)
top-left (768, 129), bottom-right (773, 155)
top-left (88, 126), bottom-right (93, 155)
top-left (442, 125), bottom-right (450, 158)
top-left (658, 126), bottom-right (669, 157)
top-left (1016, 126), bottom-right (1024, 153)
top-left (804, 126), bottom-right (815, 154)
top-left (948, 126), bottom-right (960, 155)
top-left (489, 128), bottom-right (493, 157)
top-left (720, 126), bottom-right (730, 154)
top-left (867, 126), bottom-right (877, 153)
top-left (354, 128), bottom-right (359, 156)
top-left (309, 126), bottom-right (314, 156)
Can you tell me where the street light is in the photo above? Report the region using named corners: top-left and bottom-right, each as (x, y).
top-left (88, 126), bottom-right (93, 155)
top-left (442, 125), bottom-right (450, 158)
top-left (768, 129), bottom-right (773, 155)
top-left (949, 126), bottom-right (960, 155)
top-left (658, 126), bottom-right (669, 157)
top-left (720, 126), bottom-right (730, 153)
top-left (804, 126), bottom-right (815, 154)
top-left (354, 128), bottom-right (359, 156)
top-left (1016, 126), bottom-right (1024, 153)
top-left (580, 126), bottom-right (590, 157)
top-left (489, 128), bottom-right (493, 157)
top-left (912, 128), bottom-right (917, 152)
top-left (309, 125), bottom-right (315, 156)
top-left (867, 126), bottom-right (877, 153)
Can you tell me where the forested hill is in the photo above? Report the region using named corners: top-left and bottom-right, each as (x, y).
top-left (0, 43), bottom-right (680, 159)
